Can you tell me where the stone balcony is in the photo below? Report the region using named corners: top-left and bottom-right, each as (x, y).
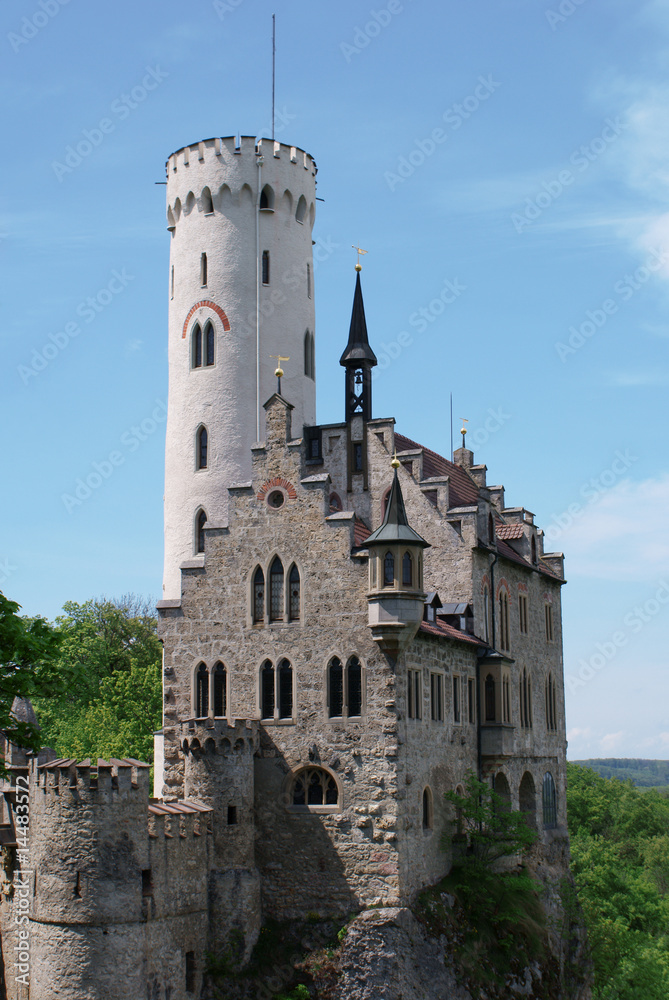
top-left (480, 723), bottom-right (517, 758)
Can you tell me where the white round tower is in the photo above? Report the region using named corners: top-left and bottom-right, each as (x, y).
top-left (162, 136), bottom-right (317, 598)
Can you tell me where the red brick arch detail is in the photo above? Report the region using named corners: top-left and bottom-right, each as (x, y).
top-left (257, 477), bottom-right (298, 502)
top-left (182, 300), bottom-right (231, 338)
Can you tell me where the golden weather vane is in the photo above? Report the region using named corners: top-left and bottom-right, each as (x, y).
top-left (352, 245), bottom-right (368, 271)
top-left (270, 354), bottom-right (289, 394)
top-left (460, 417), bottom-right (468, 448)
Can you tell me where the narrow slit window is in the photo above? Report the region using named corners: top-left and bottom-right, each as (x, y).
top-left (307, 262), bottom-right (311, 298)
top-left (423, 788), bottom-right (433, 829)
top-left (195, 663), bottom-right (208, 717)
top-left (383, 551), bottom-right (395, 587)
top-left (196, 509), bottom-right (207, 553)
top-left (402, 551), bottom-right (413, 587)
top-left (252, 567), bottom-right (265, 624)
top-left (170, 265), bottom-right (174, 300)
top-left (261, 661), bottom-right (274, 719)
top-left (278, 659), bottom-right (293, 719)
top-left (453, 676), bottom-right (461, 723)
top-left (485, 673), bottom-right (495, 722)
top-left (197, 427), bottom-right (208, 470)
top-left (200, 252), bottom-right (208, 286)
top-left (269, 557), bottom-right (284, 621)
top-left (204, 321), bottom-right (215, 366)
top-left (262, 250), bottom-right (270, 285)
top-left (347, 656), bottom-right (362, 717)
top-left (288, 564), bottom-right (300, 622)
top-left (185, 952), bottom-right (196, 995)
top-left (213, 662), bottom-right (226, 717)
top-left (192, 323), bottom-right (202, 368)
top-left (227, 805), bottom-right (237, 825)
top-left (468, 677), bottom-right (475, 724)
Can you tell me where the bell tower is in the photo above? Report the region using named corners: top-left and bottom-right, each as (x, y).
top-left (339, 267), bottom-right (378, 491)
top-left (162, 136), bottom-right (317, 599)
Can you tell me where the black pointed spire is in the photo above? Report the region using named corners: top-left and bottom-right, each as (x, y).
top-left (340, 271), bottom-right (378, 366)
top-left (365, 470), bottom-right (430, 547)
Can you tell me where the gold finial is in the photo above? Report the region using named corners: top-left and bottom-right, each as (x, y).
top-left (391, 450), bottom-right (400, 470)
top-left (270, 354), bottom-right (289, 393)
top-left (352, 244), bottom-right (368, 271)
top-left (460, 417), bottom-right (468, 447)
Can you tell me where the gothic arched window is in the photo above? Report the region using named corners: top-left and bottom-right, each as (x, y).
top-left (192, 323), bottom-right (202, 368)
top-left (269, 557), bottom-right (284, 622)
top-left (202, 186), bottom-right (214, 214)
top-left (328, 657), bottom-right (343, 718)
top-left (384, 551), bottom-right (395, 587)
top-left (402, 551), bottom-right (413, 587)
top-left (278, 659), bottom-right (293, 719)
top-left (288, 564), bottom-right (300, 622)
top-left (295, 195), bottom-right (307, 224)
top-left (542, 771), bottom-right (557, 828)
top-left (252, 567), bottom-right (265, 624)
top-left (196, 426), bottom-right (208, 470)
top-left (196, 509), bottom-right (207, 554)
top-left (195, 663), bottom-right (208, 717)
top-left (347, 656), bottom-right (362, 717)
top-left (213, 662), bottom-right (227, 717)
top-left (204, 321), bottom-right (215, 366)
top-left (291, 767), bottom-right (339, 808)
top-left (261, 660), bottom-right (274, 720)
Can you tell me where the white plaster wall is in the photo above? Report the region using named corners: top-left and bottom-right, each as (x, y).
top-left (163, 136), bottom-right (317, 597)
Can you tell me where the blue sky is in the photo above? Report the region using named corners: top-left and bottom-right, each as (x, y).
top-left (1, 0), bottom-right (668, 760)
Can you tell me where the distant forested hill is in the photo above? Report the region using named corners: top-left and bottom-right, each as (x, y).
top-left (571, 758), bottom-right (669, 787)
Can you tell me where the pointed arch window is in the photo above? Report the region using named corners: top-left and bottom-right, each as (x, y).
top-left (303, 331), bottom-right (315, 380)
top-left (383, 551), bottom-right (395, 587)
top-left (422, 787), bottom-right (433, 830)
top-left (278, 659), bottom-right (293, 719)
top-left (328, 656), bottom-right (363, 719)
top-left (485, 673), bottom-right (496, 722)
top-left (196, 509), bottom-right (207, 554)
top-left (542, 772), bottom-right (557, 828)
top-left (204, 321), bottom-right (215, 366)
top-left (262, 250), bottom-right (270, 285)
top-left (196, 426), bottom-right (208, 470)
top-left (192, 323), bottom-right (202, 368)
top-left (295, 195), bottom-right (307, 223)
top-left (195, 663), bottom-right (209, 717)
top-left (402, 551), bottom-right (413, 587)
top-left (269, 557), bottom-right (284, 622)
top-left (328, 657), bottom-right (343, 718)
top-left (498, 589), bottom-right (510, 650)
top-left (291, 767), bottom-right (339, 809)
top-left (260, 184), bottom-right (274, 210)
top-left (213, 662), bottom-right (227, 717)
top-left (252, 567), bottom-right (265, 624)
top-left (288, 564), bottom-right (300, 622)
top-left (347, 656), bottom-right (362, 717)
top-left (546, 673), bottom-right (557, 731)
top-left (261, 661), bottom-right (275, 720)
top-left (202, 187), bottom-right (214, 214)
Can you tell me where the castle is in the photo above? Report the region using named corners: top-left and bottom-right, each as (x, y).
top-left (0, 136), bottom-right (568, 1000)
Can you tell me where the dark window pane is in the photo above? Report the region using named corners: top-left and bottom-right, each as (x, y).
top-left (262, 250), bottom-right (270, 284)
top-left (293, 778), bottom-right (305, 806)
top-left (325, 777), bottom-right (338, 805)
top-left (288, 565), bottom-right (300, 621)
top-left (354, 443), bottom-right (363, 471)
top-left (196, 664), bottom-right (208, 717)
top-left (485, 674), bottom-right (495, 722)
top-left (205, 322), bottom-right (215, 365)
top-left (384, 551), bottom-right (394, 587)
top-left (402, 551), bottom-right (413, 587)
top-left (329, 658), bottom-right (343, 717)
top-left (261, 661), bottom-right (274, 719)
top-left (198, 427), bottom-right (208, 469)
top-left (347, 657), bottom-right (362, 716)
top-left (269, 557), bottom-right (284, 621)
top-left (278, 660), bottom-right (293, 719)
top-left (197, 509), bottom-right (207, 553)
top-left (214, 663), bottom-right (226, 717)
top-left (192, 324), bottom-right (202, 368)
top-left (253, 567), bottom-right (264, 623)
top-left (308, 771), bottom-right (323, 805)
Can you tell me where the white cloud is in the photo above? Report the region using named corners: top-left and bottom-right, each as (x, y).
top-left (557, 474), bottom-right (669, 581)
top-left (600, 731), bottom-right (626, 753)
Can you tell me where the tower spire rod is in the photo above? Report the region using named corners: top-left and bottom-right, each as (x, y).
top-left (271, 14), bottom-right (276, 141)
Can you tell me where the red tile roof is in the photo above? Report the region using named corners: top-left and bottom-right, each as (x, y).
top-left (394, 433), bottom-right (479, 508)
top-left (419, 619), bottom-right (485, 647)
top-left (495, 523), bottom-right (524, 540)
top-left (354, 516), bottom-right (371, 546)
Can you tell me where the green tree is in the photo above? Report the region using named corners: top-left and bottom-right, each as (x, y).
top-left (0, 591), bottom-right (71, 769)
top-left (33, 595), bottom-right (162, 763)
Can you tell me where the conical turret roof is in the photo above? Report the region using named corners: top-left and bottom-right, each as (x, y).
top-left (365, 470), bottom-right (430, 547)
top-left (339, 271), bottom-right (378, 366)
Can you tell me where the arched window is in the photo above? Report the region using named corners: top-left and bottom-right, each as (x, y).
top-left (204, 321), bottom-right (215, 366)
top-left (195, 663), bottom-right (208, 717)
top-left (303, 331), bottom-right (314, 380)
top-left (494, 773), bottom-right (511, 812)
top-left (192, 323), bottom-right (202, 368)
top-left (262, 250), bottom-right (270, 285)
top-left (542, 772), bottom-right (557, 828)
top-left (261, 661), bottom-right (274, 720)
top-left (485, 673), bottom-right (496, 722)
top-left (295, 195), bottom-right (307, 223)
top-left (269, 557), bottom-right (284, 622)
top-left (328, 657), bottom-right (343, 718)
top-left (347, 656), bottom-right (362, 717)
top-left (482, 585), bottom-right (490, 643)
top-left (546, 673), bottom-right (557, 731)
top-left (498, 590), bottom-right (510, 650)
top-left (197, 426), bottom-right (208, 470)
top-left (422, 787), bottom-right (433, 829)
top-left (307, 263), bottom-right (311, 299)
top-left (310, 333), bottom-right (315, 381)
top-left (384, 551), bottom-right (395, 587)
top-left (202, 186), bottom-right (214, 214)
top-left (519, 772), bottom-right (537, 830)
top-left (402, 551), bottom-right (413, 587)
top-left (196, 509), bottom-right (207, 554)
top-left (213, 662), bottom-right (226, 717)
top-left (520, 668), bottom-right (532, 728)
top-left (278, 659), bottom-right (293, 719)
top-left (260, 184), bottom-right (274, 210)
top-left (288, 564), bottom-right (300, 622)
top-left (329, 492), bottom-right (342, 512)
top-left (291, 767), bottom-right (339, 808)
top-left (200, 252), bottom-right (207, 286)
top-left (252, 567), bottom-right (265, 624)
